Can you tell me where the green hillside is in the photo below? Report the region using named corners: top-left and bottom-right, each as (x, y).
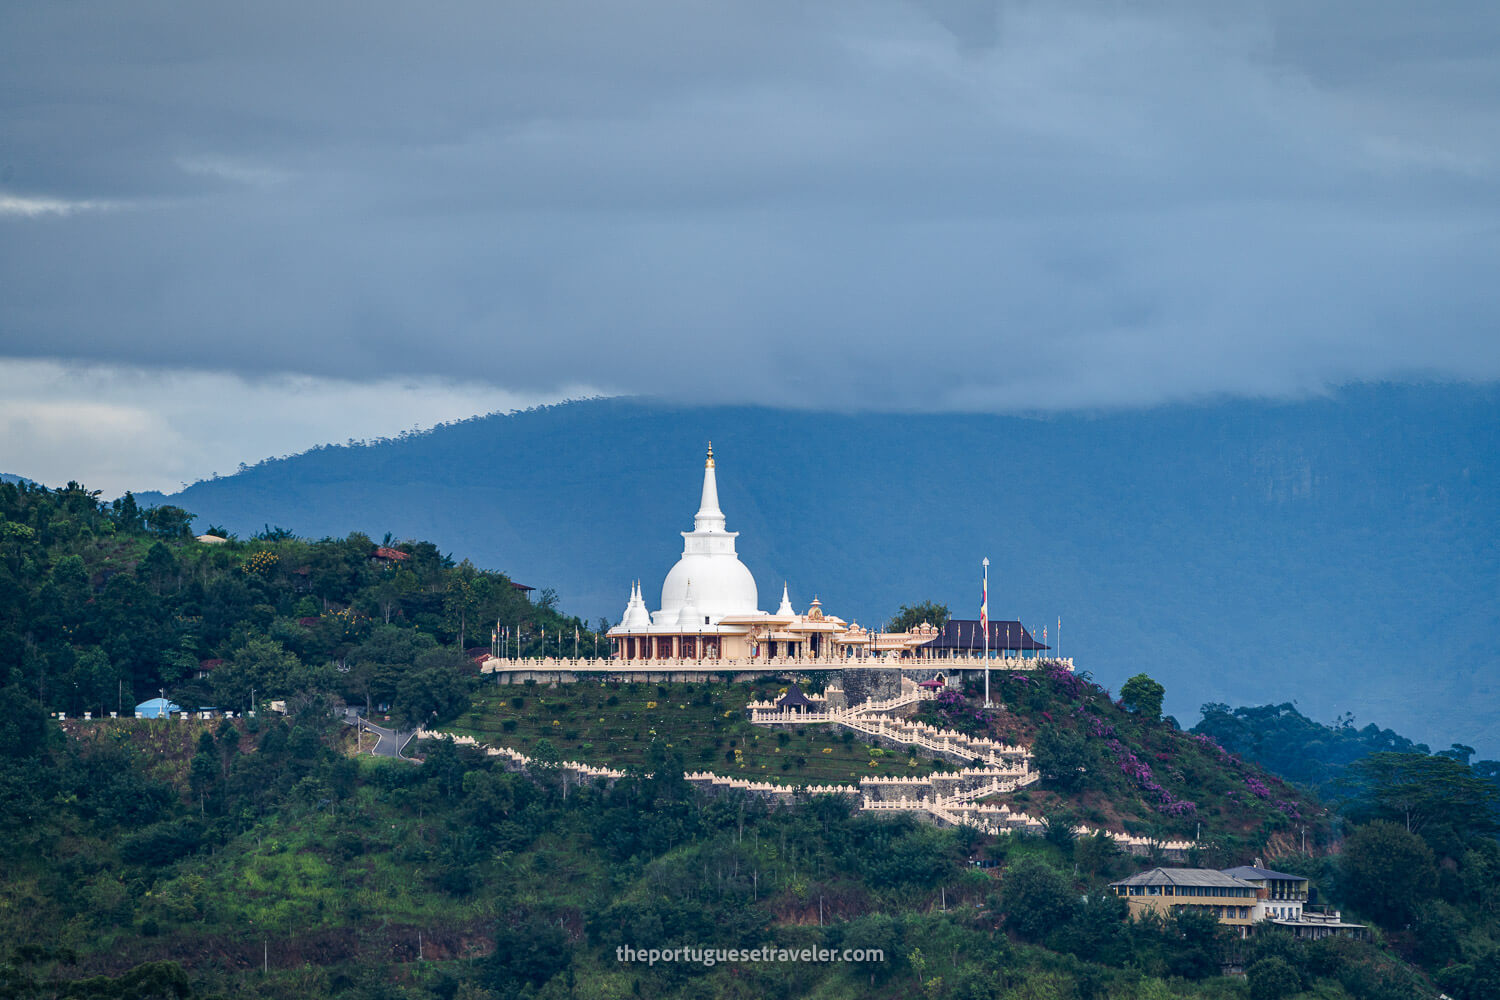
top-left (3, 478), bottom-right (1499, 999)
top-left (0, 479), bottom-right (598, 725)
top-left (450, 680), bottom-right (944, 784)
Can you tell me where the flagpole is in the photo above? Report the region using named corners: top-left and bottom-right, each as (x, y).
top-left (982, 557), bottom-right (991, 707)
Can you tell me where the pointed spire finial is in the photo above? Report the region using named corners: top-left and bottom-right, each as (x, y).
top-left (777, 582), bottom-right (794, 617)
top-left (694, 444), bottom-right (725, 531)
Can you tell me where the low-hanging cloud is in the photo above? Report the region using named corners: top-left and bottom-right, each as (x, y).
top-left (0, 0), bottom-right (1496, 414)
top-left (0, 360), bottom-right (607, 496)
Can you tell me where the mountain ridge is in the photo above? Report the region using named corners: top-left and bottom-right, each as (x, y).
top-left (115, 383), bottom-right (1500, 753)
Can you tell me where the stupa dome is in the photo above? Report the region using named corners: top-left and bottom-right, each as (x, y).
top-left (657, 445), bottom-right (759, 623)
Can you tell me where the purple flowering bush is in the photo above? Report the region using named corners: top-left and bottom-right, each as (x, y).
top-left (914, 687), bottom-right (996, 736)
top-left (979, 655), bottom-right (1315, 838)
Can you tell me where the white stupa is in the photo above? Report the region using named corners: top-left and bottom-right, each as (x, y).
top-left (607, 445), bottom-right (927, 662)
top-left (653, 443), bottom-right (759, 625)
top-left (618, 580), bottom-right (652, 629)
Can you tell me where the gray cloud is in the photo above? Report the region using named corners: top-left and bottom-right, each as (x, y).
top-left (1, 0), bottom-right (1497, 411)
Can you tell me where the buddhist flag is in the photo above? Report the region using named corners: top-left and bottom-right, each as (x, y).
top-left (980, 561), bottom-right (989, 634)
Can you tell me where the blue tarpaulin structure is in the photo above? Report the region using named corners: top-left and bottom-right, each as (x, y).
top-left (135, 697), bottom-right (182, 718)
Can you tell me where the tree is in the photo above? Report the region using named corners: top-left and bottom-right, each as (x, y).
top-left (369, 567), bottom-right (418, 624)
top-left (1053, 892), bottom-right (1130, 967)
top-left (210, 636), bottom-right (305, 709)
top-left (887, 601), bottom-right (950, 634)
top-left (1074, 831), bottom-right (1122, 879)
top-left (1120, 674), bottom-right (1165, 720)
top-left (65, 646), bottom-right (123, 717)
top-left (1247, 956), bottom-right (1301, 1000)
top-left (1000, 856), bottom-right (1075, 941)
top-left (110, 492), bottom-right (144, 532)
top-left (484, 915), bottom-right (570, 996)
top-left (1165, 907), bottom-right (1228, 980)
top-left (136, 542), bottom-right (179, 595)
top-left (1344, 752), bottom-right (1500, 843)
top-left (442, 562), bottom-right (492, 650)
top-left (1032, 724), bottom-right (1099, 792)
top-left (1192, 702), bottom-right (1422, 797)
top-left (1043, 808), bottom-right (1078, 853)
top-left (837, 913), bottom-right (903, 985)
top-left (344, 625), bottom-right (436, 715)
top-left (1410, 900), bottom-right (1464, 967)
top-left (392, 659), bottom-right (470, 728)
top-left (143, 505), bottom-right (194, 540)
top-left (1339, 820), bottom-right (1437, 926)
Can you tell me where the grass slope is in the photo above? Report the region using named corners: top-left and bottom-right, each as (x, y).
top-left (448, 679), bottom-right (940, 785)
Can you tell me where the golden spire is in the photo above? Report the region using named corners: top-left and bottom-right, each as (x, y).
top-left (706, 441), bottom-right (714, 468)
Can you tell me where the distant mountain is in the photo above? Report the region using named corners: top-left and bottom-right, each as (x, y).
top-left (137, 384), bottom-right (1500, 754)
top-left (0, 473), bottom-right (38, 487)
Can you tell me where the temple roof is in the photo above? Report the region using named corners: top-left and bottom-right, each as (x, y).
top-left (928, 619), bottom-right (1049, 651)
top-left (775, 684), bottom-right (816, 709)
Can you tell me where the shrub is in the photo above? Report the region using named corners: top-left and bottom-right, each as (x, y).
top-left (1340, 821), bottom-right (1438, 926)
top-left (1000, 856), bottom-right (1075, 940)
top-left (1248, 957), bottom-right (1301, 1000)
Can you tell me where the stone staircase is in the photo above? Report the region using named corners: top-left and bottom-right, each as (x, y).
top-left (423, 678), bottom-right (1195, 857)
top-left (747, 682), bottom-right (1047, 834)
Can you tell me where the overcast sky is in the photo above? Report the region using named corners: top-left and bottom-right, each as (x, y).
top-left (2, 1), bottom-right (1497, 494)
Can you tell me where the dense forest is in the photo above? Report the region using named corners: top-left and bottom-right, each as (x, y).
top-left (2, 479), bottom-right (1499, 999)
top-left (0, 479), bottom-right (601, 725)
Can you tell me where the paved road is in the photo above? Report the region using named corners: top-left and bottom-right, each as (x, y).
top-left (359, 719), bottom-right (418, 758)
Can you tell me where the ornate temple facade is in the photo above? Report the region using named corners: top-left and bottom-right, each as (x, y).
top-left (606, 446), bottom-right (938, 663)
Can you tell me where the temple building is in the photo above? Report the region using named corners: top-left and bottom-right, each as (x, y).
top-left (606, 446), bottom-right (937, 663)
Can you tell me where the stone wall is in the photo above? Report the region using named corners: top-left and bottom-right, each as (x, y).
top-left (838, 667), bottom-right (902, 705)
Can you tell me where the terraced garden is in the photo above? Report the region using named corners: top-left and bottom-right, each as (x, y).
top-left (443, 679), bottom-right (942, 785)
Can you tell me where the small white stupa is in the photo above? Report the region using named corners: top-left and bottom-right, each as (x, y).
top-left (618, 581), bottom-right (652, 629)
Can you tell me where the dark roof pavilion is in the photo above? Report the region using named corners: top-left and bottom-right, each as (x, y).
top-left (775, 684), bottom-right (816, 710)
top-left (926, 619), bottom-right (1049, 653)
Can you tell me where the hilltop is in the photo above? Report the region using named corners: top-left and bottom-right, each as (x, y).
top-left (115, 383), bottom-right (1500, 755)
